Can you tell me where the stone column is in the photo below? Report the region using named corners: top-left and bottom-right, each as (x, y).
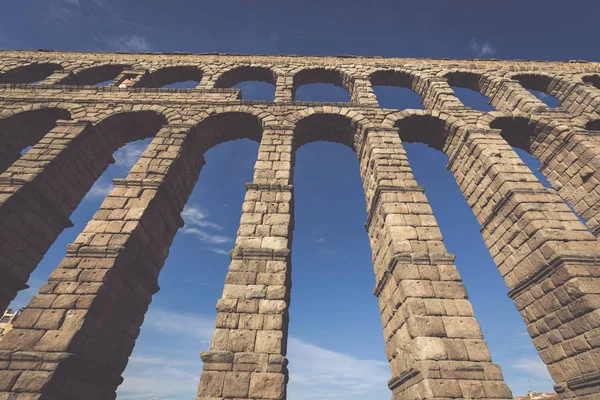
top-left (358, 127), bottom-right (512, 399)
top-left (39, 70), bottom-right (73, 86)
top-left (351, 77), bottom-right (379, 106)
top-left (0, 124), bottom-right (202, 399)
top-left (196, 125), bottom-right (294, 400)
top-left (483, 77), bottom-right (548, 114)
top-left (274, 76), bottom-right (293, 102)
top-left (0, 120), bottom-right (115, 312)
top-left (416, 76), bottom-right (465, 111)
top-left (445, 128), bottom-right (600, 399)
top-left (530, 124), bottom-right (600, 236)
top-left (539, 75), bottom-right (600, 116)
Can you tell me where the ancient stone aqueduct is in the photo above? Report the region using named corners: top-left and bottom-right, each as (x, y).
top-left (0, 49), bottom-right (598, 400)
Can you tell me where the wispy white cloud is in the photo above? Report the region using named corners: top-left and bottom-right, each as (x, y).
top-left (181, 227), bottom-right (231, 245)
top-left (44, 0), bottom-right (154, 52)
top-left (143, 308), bottom-right (215, 339)
top-left (510, 357), bottom-right (553, 380)
top-left (107, 34), bottom-right (152, 52)
top-left (47, 0), bottom-right (81, 27)
top-left (181, 206), bottom-right (224, 231)
top-left (506, 356), bottom-right (556, 396)
top-left (308, 227), bottom-right (336, 256)
top-left (469, 38), bottom-right (497, 57)
top-left (287, 337), bottom-right (390, 399)
top-left (181, 205), bottom-right (232, 251)
top-left (209, 247), bottom-right (230, 255)
top-left (113, 141), bottom-right (148, 170)
top-left (85, 180), bottom-right (113, 200)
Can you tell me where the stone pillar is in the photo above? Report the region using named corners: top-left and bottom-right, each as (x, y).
top-left (351, 77), bottom-right (379, 106)
top-left (542, 75), bottom-right (600, 116)
top-left (39, 70), bottom-right (73, 86)
top-left (418, 76), bottom-right (465, 111)
top-left (0, 124), bottom-right (202, 399)
top-left (445, 128), bottom-right (600, 399)
top-left (0, 120), bottom-right (115, 312)
top-left (483, 77), bottom-right (548, 114)
top-left (196, 125), bottom-right (294, 400)
top-left (358, 127), bottom-right (513, 399)
top-left (274, 76), bottom-right (293, 102)
top-left (530, 125), bottom-right (600, 236)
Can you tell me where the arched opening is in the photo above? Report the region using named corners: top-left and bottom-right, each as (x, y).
top-left (112, 112), bottom-right (263, 398)
top-left (0, 107), bottom-right (72, 174)
top-left (294, 113), bottom-right (357, 149)
top-left (0, 63), bottom-right (62, 84)
top-left (445, 71), bottom-right (496, 111)
top-left (3, 110), bottom-right (168, 312)
top-left (288, 113), bottom-right (389, 398)
top-left (147, 65), bottom-right (203, 88)
top-left (582, 74), bottom-right (600, 90)
top-left (586, 119), bottom-right (600, 131)
top-left (393, 115), bottom-right (556, 394)
top-left (369, 70), bottom-right (424, 109)
top-left (215, 66), bottom-right (276, 100)
top-left (513, 74), bottom-right (562, 109)
top-left (489, 116), bottom-right (536, 153)
top-left (293, 68), bottom-right (350, 102)
top-left (60, 64), bottom-right (128, 86)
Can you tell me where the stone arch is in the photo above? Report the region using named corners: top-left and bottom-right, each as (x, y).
top-left (382, 110), bottom-right (466, 152)
top-left (59, 63), bottom-right (129, 85)
top-left (190, 104), bottom-right (278, 128)
top-left (443, 70), bottom-right (485, 92)
top-left (486, 113), bottom-right (572, 156)
top-left (488, 115), bottom-right (537, 153)
top-left (0, 62), bottom-right (63, 84)
top-left (582, 74), bottom-right (600, 89)
top-left (367, 69), bottom-right (425, 107)
top-left (287, 107), bottom-right (374, 150)
top-left (213, 65), bottom-right (277, 88)
top-left (509, 71), bottom-right (572, 109)
top-left (586, 118), bottom-right (600, 131)
top-left (369, 69), bottom-right (419, 89)
top-left (511, 72), bottom-right (555, 94)
top-left (0, 107), bottom-right (72, 173)
top-left (190, 111), bottom-right (264, 154)
top-left (293, 113), bottom-right (356, 150)
top-left (145, 65), bottom-right (205, 88)
top-left (291, 67), bottom-right (352, 100)
top-left (94, 110), bottom-right (169, 152)
top-left (0, 109), bottom-right (170, 314)
top-left (91, 104), bottom-right (183, 126)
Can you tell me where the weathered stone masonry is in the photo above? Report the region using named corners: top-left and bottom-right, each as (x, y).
top-left (0, 50), bottom-right (598, 400)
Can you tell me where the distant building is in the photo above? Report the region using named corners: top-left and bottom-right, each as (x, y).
top-left (0, 309), bottom-right (22, 340)
top-left (515, 391), bottom-right (559, 400)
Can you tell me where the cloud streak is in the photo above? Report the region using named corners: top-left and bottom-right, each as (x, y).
top-left (107, 34), bottom-right (152, 52)
top-left (85, 180), bottom-right (113, 200)
top-left (181, 205), bottom-right (233, 251)
top-left (510, 357), bottom-right (553, 380)
top-left (469, 38), bottom-right (497, 57)
top-left (113, 140), bottom-right (149, 170)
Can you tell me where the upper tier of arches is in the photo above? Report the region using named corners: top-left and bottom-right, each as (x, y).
top-left (2, 58), bottom-right (598, 115)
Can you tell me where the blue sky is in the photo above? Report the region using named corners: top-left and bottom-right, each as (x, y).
top-left (2, 0), bottom-right (595, 399)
